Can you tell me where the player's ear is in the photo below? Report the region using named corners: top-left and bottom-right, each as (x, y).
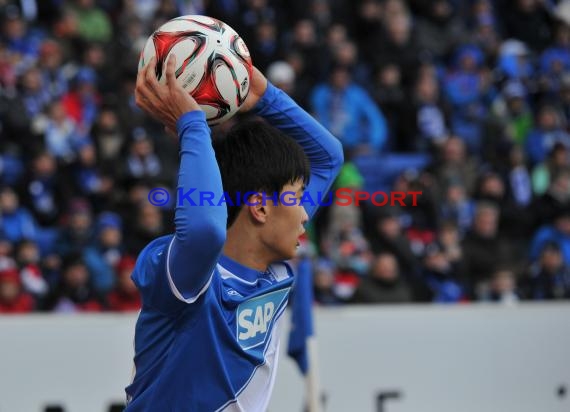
top-left (246, 192), bottom-right (269, 223)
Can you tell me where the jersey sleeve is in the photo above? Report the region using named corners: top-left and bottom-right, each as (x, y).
top-left (252, 83), bottom-right (344, 219)
top-left (165, 110), bottom-right (227, 305)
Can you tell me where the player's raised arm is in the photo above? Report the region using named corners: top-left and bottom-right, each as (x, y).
top-left (135, 56), bottom-right (226, 304)
top-left (245, 68), bottom-right (344, 219)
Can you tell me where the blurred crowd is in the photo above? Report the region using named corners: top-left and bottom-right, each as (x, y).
top-left (1, 0), bottom-right (570, 313)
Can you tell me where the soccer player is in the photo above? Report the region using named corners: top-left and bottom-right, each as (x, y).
top-left (125, 54), bottom-right (343, 411)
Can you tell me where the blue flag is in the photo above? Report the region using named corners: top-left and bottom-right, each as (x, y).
top-left (287, 257), bottom-right (314, 375)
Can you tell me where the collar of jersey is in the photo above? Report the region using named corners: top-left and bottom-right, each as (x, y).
top-left (218, 254), bottom-right (265, 284)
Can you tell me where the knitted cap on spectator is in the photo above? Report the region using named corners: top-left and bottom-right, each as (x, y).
top-left (132, 127), bottom-right (149, 141)
top-left (97, 212), bottom-right (122, 232)
top-left (75, 67), bottom-right (97, 85)
top-left (503, 81), bottom-right (527, 99)
top-left (334, 162), bottom-right (364, 189)
top-left (499, 39), bottom-right (529, 57)
top-left (267, 61), bottom-right (295, 85)
top-left (117, 255), bottom-right (136, 274)
top-left (0, 267), bottom-right (20, 285)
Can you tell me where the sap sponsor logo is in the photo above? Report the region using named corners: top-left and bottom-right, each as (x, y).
top-left (236, 288), bottom-right (290, 350)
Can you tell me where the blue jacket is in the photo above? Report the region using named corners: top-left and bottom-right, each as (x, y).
top-left (310, 83), bottom-right (387, 152)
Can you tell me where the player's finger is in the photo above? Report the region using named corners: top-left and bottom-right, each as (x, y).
top-left (145, 57), bottom-right (160, 91)
top-left (134, 89), bottom-right (151, 112)
top-left (166, 54), bottom-right (177, 88)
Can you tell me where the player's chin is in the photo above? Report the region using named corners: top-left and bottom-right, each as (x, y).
top-left (279, 242), bottom-right (299, 261)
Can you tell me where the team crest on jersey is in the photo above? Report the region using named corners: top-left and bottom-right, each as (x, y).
top-left (236, 288), bottom-right (290, 351)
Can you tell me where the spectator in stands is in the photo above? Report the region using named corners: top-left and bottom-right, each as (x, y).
top-left (72, 0), bottom-right (113, 43)
top-left (311, 65), bottom-right (387, 157)
top-left (44, 254), bottom-right (103, 313)
top-left (250, 20), bottom-right (280, 73)
top-left (122, 127), bottom-right (165, 184)
top-left (19, 151), bottom-right (70, 227)
top-left (363, 207), bottom-right (419, 279)
top-left (438, 220), bottom-right (463, 264)
top-left (419, 241), bottom-right (463, 303)
top-left (522, 242), bottom-right (570, 300)
top-left (19, 65), bottom-right (52, 121)
top-left (61, 67), bottom-right (101, 134)
top-left (470, 0), bottom-right (501, 58)
top-left (286, 19), bottom-right (326, 85)
top-left (55, 198), bottom-right (93, 258)
top-left (429, 137), bottom-right (479, 198)
top-left (372, 63), bottom-right (406, 151)
top-left (525, 104), bottom-right (570, 167)
top-left (313, 258), bottom-right (343, 306)
top-left (487, 80), bottom-right (533, 153)
top-left (39, 100), bottom-right (83, 164)
top-left (106, 255), bottom-right (141, 312)
top-left (124, 202), bottom-right (169, 255)
top-left (460, 201), bottom-right (511, 298)
top-left (350, 253), bottom-right (413, 304)
top-left (91, 106), bottom-right (127, 171)
top-left (400, 66), bottom-right (448, 153)
top-left (479, 267), bottom-right (520, 304)
top-left (440, 180), bottom-right (475, 236)
top-left (375, 6), bottom-right (420, 85)
top-left (37, 39), bottom-right (69, 100)
top-left (71, 138), bottom-right (114, 207)
top-left (443, 45), bottom-right (491, 156)
top-left (532, 170), bottom-right (570, 226)
top-left (15, 239), bottom-right (48, 301)
top-left (0, 263), bottom-right (34, 313)
top-left (415, 0), bottom-right (468, 62)
top-left (531, 142), bottom-right (570, 196)
top-left (2, 7), bottom-right (41, 70)
top-left (538, 28), bottom-right (570, 99)
top-left (530, 209), bottom-right (570, 266)
top-left (0, 185), bottom-right (38, 243)
top-left (501, 145), bottom-right (533, 209)
top-left (83, 212), bottom-right (124, 294)
top-left (503, 0), bottom-right (553, 52)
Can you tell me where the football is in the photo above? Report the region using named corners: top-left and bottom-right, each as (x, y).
top-left (139, 15), bottom-right (253, 125)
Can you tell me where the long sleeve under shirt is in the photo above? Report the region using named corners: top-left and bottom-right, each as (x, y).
top-left (125, 82), bottom-right (343, 411)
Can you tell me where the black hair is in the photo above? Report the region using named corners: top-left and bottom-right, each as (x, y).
top-left (213, 118), bottom-right (310, 228)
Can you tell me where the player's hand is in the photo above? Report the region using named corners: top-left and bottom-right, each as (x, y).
top-left (135, 55), bottom-right (202, 135)
top-left (239, 66), bottom-right (267, 113)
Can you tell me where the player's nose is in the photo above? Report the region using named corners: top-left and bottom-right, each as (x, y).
top-left (300, 206), bottom-right (309, 225)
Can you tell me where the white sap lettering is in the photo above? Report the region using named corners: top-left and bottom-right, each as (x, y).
top-left (238, 309), bottom-right (253, 339)
top-left (238, 302), bottom-right (276, 341)
top-left (252, 305), bottom-right (265, 335)
top-left (264, 302), bottom-right (274, 327)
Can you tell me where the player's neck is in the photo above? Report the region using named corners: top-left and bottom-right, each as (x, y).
top-left (223, 221), bottom-right (273, 273)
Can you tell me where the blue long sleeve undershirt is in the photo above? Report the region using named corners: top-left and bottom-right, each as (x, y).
top-left (168, 83), bottom-right (344, 300)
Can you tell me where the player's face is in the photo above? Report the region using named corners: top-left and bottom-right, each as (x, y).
top-left (263, 179), bottom-right (308, 261)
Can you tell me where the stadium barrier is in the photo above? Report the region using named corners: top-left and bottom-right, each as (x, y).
top-left (0, 303), bottom-right (569, 412)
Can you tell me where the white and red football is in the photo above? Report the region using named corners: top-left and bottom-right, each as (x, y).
top-left (139, 15), bottom-right (253, 125)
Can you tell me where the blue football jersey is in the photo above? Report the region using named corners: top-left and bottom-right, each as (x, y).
top-left (124, 82), bottom-right (343, 411)
top-left (125, 235), bottom-right (294, 411)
